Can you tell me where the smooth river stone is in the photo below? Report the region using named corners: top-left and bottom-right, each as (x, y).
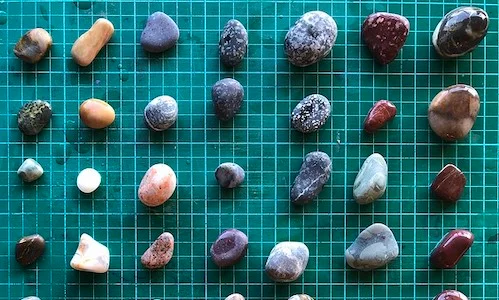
top-left (14, 28), bottom-right (52, 64)
top-left (289, 295), bottom-right (314, 300)
top-left (17, 158), bottom-right (44, 183)
top-left (79, 98), bottom-right (115, 129)
top-left (141, 12), bottom-right (179, 53)
top-left (138, 163), bottom-right (177, 207)
top-left (16, 234), bottom-right (45, 266)
top-left (225, 294), bottom-right (245, 300)
top-left (290, 151), bottom-right (331, 205)
top-left (219, 19), bottom-right (248, 67)
top-left (430, 229), bottom-right (474, 269)
top-left (141, 232), bottom-right (174, 269)
top-left (144, 95), bottom-right (178, 131)
top-left (18, 100), bottom-right (52, 136)
top-left (431, 164), bottom-right (466, 202)
top-left (265, 241), bottom-right (309, 282)
top-left (212, 78), bottom-right (244, 121)
top-left (433, 290), bottom-right (468, 300)
top-left (210, 229), bottom-right (248, 268)
top-left (70, 233), bottom-right (110, 273)
top-left (291, 94), bottom-right (331, 133)
top-left (353, 153), bottom-right (387, 205)
top-left (71, 18), bottom-right (114, 67)
top-left (363, 100), bottom-right (397, 133)
top-left (77, 168), bottom-right (101, 193)
top-left (215, 162), bottom-right (245, 188)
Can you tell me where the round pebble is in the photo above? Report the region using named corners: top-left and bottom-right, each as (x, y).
top-left (14, 28), bottom-right (52, 64)
top-left (290, 151), bottom-right (331, 205)
top-left (212, 78), bottom-right (244, 121)
top-left (353, 153), bottom-right (388, 205)
top-left (141, 12), bottom-right (179, 53)
top-left (291, 94), bottom-right (331, 133)
top-left (77, 168), bottom-right (101, 193)
top-left (138, 163), bottom-right (177, 207)
top-left (17, 100), bottom-right (52, 136)
top-left (219, 19), bottom-right (248, 67)
top-left (215, 162), bottom-right (245, 188)
top-left (17, 158), bottom-right (44, 183)
top-left (225, 294), bottom-right (245, 300)
top-left (79, 98), bottom-right (115, 129)
top-left (265, 241), bottom-right (309, 282)
top-left (141, 232), bottom-right (174, 269)
top-left (144, 95), bottom-right (178, 131)
top-left (210, 229), bottom-right (248, 268)
top-left (16, 234), bottom-right (45, 266)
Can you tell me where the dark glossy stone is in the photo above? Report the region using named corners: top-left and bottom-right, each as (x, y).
top-left (14, 28), bottom-right (52, 64)
top-left (140, 12), bottom-right (179, 53)
top-left (16, 234), bottom-right (45, 266)
top-left (215, 162), bottom-right (245, 188)
top-left (17, 100), bottom-right (52, 136)
top-left (430, 229), bottom-right (474, 269)
top-left (144, 95), bottom-right (178, 131)
top-left (219, 19), bottom-right (248, 67)
top-left (431, 164), bottom-right (466, 202)
top-left (433, 290), bottom-right (468, 300)
top-left (141, 232), bottom-right (174, 269)
top-left (291, 94), bottom-right (331, 133)
top-left (290, 151), bottom-right (331, 205)
top-left (363, 100), bottom-right (397, 133)
top-left (212, 78), bottom-right (244, 121)
top-left (210, 229), bottom-right (248, 268)
top-left (265, 242), bottom-right (309, 282)
top-left (362, 12), bottom-right (409, 65)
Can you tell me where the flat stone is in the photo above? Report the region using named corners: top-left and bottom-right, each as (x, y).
top-left (138, 163), bottom-right (177, 207)
top-left (291, 94), bottom-right (331, 133)
top-left (289, 295), bottom-right (314, 300)
top-left (433, 290), bottom-right (468, 300)
top-left (431, 164), bottom-right (466, 202)
top-left (17, 100), bottom-right (52, 136)
top-left (430, 229), bottom-right (474, 269)
top-left (265, 241), bottom-right (309, 282)
top-left (363, 100), bottom-right (397, 133)
top-left (353, 153), bottom-right (387, 205)
top-left (212, 78), bottom-right (244, 121)
top-left (219, 19), bottom-right (248, 67)
top-left (17, 158), bottom-right (44, 183)
top-left (141, 232), bottom-right (174, 269)
top-left (215, 162), bottom-right (245, 188)
top-left (144, 95), bottom-right (178, 131)
top-left (290, 151), bottom-right (331, 205)
top-left (14, 28), bottom-right (52, 64)
top-left (141, 12), bottom-right (179, 53)
top-left (77, 168), bottom-right (101, 193)
top-left (210, 229), bottom-right (248, 268)
top-left (70, 233), bottom-right (110, 273)
top-left (15, 234), bottom-right (45, 266)
top-left (225, 293), bottom-right (245, 300)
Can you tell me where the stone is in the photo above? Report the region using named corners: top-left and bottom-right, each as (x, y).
top-left (265, 241), bottom-right (309, 282)
top-left (14, 28), bottom-right (52, 64)
top-left (210, 229), bottom-right (248, 268)
top-left (77, 168), bottom-right (101, 193)
top-left (225, 293), bottom-right (245, 300)
top-left (291, 94), bottom-right (331, 133)
top-left (79, 98), bottom-right (115, 129)
top-left (219, 19), bottom-right (248, 67)
top-left (362, 13), bottom-right (410, 65)
top-left (428, 84), bottom-right (480, 141)
top-left (430, 229), bottom-right (474, 269)
top-left (433, 7), bottom-right (489, 58)
top-left (212, 78), bottom-right (244, 121)
top-left (144, 95), bottom-right (178, 131)
top-left (284, 11), bottom-right (337, 67)
top-left (141, 232), bottom-right (174, 269)
top-left (70, 233), bottom-right (110, 273)
top-left (15, 234), bottom-right (45, 266)
top-left (141, 12), bottom-right (179, 53)
top-left (345, 223), bottom-right (399, 271)
top-left (433, 290), bottom-right (468, 300)
top-left (215, 163), bottom-right (245, 188)
top-left (71, 18), bottom-right (114, 66)
top-left (17, 100), bottom-right (52, 136)
top-left (138, 163), bottom-right (176, 207)
top-left (17, 159), bottom-right (44, 183)
top-left (289, 295), bottom-right (314, 300)
top-left (431, 164), bottom-right (466, 202)
top-left (290, 151), bottom-right (331, 205)
top-left (363, 100), bottom-right (397, 133)
top-left (21, 297), bottom-right (41, 300)
top-left (353, 153), bottom-right (388, 205)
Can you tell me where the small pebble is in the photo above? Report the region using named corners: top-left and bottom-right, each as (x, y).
top-left (212, 78), bottom-right (244, 121)
top-left (138, 163), bottom-right (177, 207)
top-left (291, 94), bottom-right (331, 133)
top-left (219, 19), bottom-right (248, 67)
top-left (430, 229), bottom-right (474, 269)
top-left (345, 223), bottom-right (399, 271)
top-left (21, 297), bottom-right (41, 300)
top-left (433, 7), bottom-right (489, 58)
top-left (353, 153), bottom-right (388, 205)
top-left (433, 290), bottom-right (468, 300)
top-left (428, 84), bottom-right (480, 141)
top-left (265, 241), bottom-right (309, 282)
top-left (17, 100), bottom-right (52, 136)
top-left (71, 18), bottom-right (114, 66)
top-left (70, 233), bottom-right (110, 273)
top-left (225, 293), bottom-right (245, 300)
top-left (210, 229), bottom-right (248, 268)
top-left (79, 98), bottom-right (115, 129)
top-left (290, 151), bottom-right (331, 205)
top-left (144, 95), bottom-right (178, 131)
top-left (284, 11), bottom-right (337, 67)
top-left (289, 295), bottom-right (314, 300)
top-left (363, 100), bottom-right (397, 133)
top-left (77, 168), bottom-right (101, 193)
top-left (141, 12), bottom-right (179, 53)
top-left (15, 234), bottom-right (45, 266)
top-left (215, 162), bottom-right (245, 188)
top-left (14, 28), bottom-right (52, 64)
top-left (141, 232), bottom-right (174, 269)
top-left (431, 164), bottom-right (466, 202)
top-left (17, 158), bottom-right (44, 183)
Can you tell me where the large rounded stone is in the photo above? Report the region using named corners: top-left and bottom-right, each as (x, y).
top-left (140, 12), bottom-right (179, 53)
top-left (138, 164), bottom-right (177, 207)
top-left (144, 95), bottom-right (178, 131)
top-left (210, 229), bottom-right (248, 268)
top-left (265, 241), bottom-right (309, 282)
top-left (212, 78), bottom-right (244, 121)
top-left (291, 94), bottom-right (331, 133)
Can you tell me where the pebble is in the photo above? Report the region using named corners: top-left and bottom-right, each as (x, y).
top-left (141, 12), bottom-right (179, 53)
top-left (225, 294), bottom-right (245, 300)
top-left (265, 241), bottom-right (309, 282)
top-left (138, 163), bottom-right (177, 207)
top-left (290, 151), bottom-right (331, 205)
top-left (212, 78), bottom-right (244, 121)
top-left (430, 229), bottom-right (474, 269)
top-left (14, 28), bottom-right (52, 64)
top-left (289, 295), bottom-right (314, 300)
top-left (17, 158), bottom-right (44, 183)
top-left (362, 13), bottom-right (410, 65)
top-left (284, 11), bottom-right (337, 67)
top-left (353, 153), bottom-right (388, 205)
top-left (210, 229), bottom-right (248, 268)
top-left (345, 223), bottom-right (399, 271)
top-left (15, 234), bottom-right (45, 266)
top-left (21, 297), bottom-right (40, 300)
top-left (79, 98), bottom-right (115, 129)
top-left (141, 232), bottom-right (174, 269)
top-left (144, 95), bottom-right (178, 131)
top-left (428, 84), bottom-right (480, 141)
top-left (291, 94), bottom-right (331, 133)
top-left (433, 290), bottom-right (468, 300)
top-left (431, 164), bottom-right (466, 202)
top-left (433, 7), bottom-right (489, 58)
top-left (77, 168), bottom-right (101, 193)
top-left (219, 19), bottom-right (248, 67)
top-left (71, 18), bottom-right (114, 66)
top-left (70, 233), bottom-right (110, 273)
top-left (215, 162), bottom-right (245, 188)
top-left (17, 100), bottom-right (52, 136)
top-left (363, 100), bottom-right (397, 133)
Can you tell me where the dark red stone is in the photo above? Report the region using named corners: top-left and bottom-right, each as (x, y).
top-left (430, 229), bottom-right (474, 269)
top-left (433, 290), bottom-right (468, 300)
top-left (362, 12), bottom-right (410, 65)
top-left (431, 164), bottom-right (466, 202)
top-left (16, 234), bottom-right (45, 266)
top-left (363, 100), bottom-right (397, 133)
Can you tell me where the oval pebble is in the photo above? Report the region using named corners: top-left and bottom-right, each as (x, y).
top-left (265, 241), bottom-right (309, 282)
top-left (225, 293), bottom-right (245, 300)
top-left (290, 151), bottom-right (331, 205)
top-left (141, 12), bottom-right (179, 53)
top-left (16, 234), bottom-right (45, 266)
top-left (79, 98), bottom-right (115, 129)
top-left (210, 229), bottom-right (248, 268)
top-left (219, 19), bottom-right (248, 67)
top-left (215, 162), bottom-right (245, 188)
top-left (138, 163), bottom-right (177, 207)
top-left (18, 100), bottom-right (52, 136)
top-left (17, 158), bottom-right (44, 183)
top-left (77, 168), bottom-right (101, 193)
top-left (353, 153), bottom-right (388, 205)
top-left (212, 78), bottom-right (244, 121)
top-left (291, 94), bottom-right (331, 133)
top-left (144, 95), bottom-right (178, 131)
top-left (141, 232), bottom-right (174, 269)
top-left (430, 229), bottom-right (474, 269)
top-left (14, 28), bottom-right (52, 64)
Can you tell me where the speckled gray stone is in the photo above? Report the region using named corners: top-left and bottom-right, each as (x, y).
top-left (140, 12), bottom-right (179, 53)
top-left (284, 11), bottom-right (337, 67)
top-left (17, 100), bottom-right (52, 136)
top-left (212, 78), bottom-right (244, 121)
top-left (291, 94), bottom-right (331, 133)
top-left (265, 241), bottom-right (309, 282)
top-left (215, 162), bottom-right (245, 188)
top-left (219, 19), bottom-right (248, 67)
top-left (353, 153), bottom-right (387, 205)
top-left (345, 223), bottom-right (399, 271)
top-left (289, 295), bottom-right (314, 300)
top-left (17, 158), bottom-right (44, 183)
top-left (290, 151), bottom-right (331, 205)
top-left (144, 95), bottom-right (178, 131)
top-left (210, 229), bottom-right (248, 268)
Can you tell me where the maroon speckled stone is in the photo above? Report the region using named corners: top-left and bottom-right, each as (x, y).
top-left (430, 229), bottom-right (474, 269)
top-left (433, 290), bottom-right (468, 300)
top-left (431, 164), bottom-right (466, 202)
top-left (363, 100), bottom-right (397, 133)
top-left (210, 229), bottom-right (248, 268)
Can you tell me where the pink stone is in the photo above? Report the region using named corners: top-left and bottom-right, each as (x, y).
top-left (138, 163), bottom-right (176, 207)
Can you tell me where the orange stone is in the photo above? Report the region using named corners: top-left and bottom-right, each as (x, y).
top-left (138, 164), bottom-right (176, 207)
top-left (79, 98), bottom-right (115, 129)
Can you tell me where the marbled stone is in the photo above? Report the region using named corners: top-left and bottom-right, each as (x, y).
top-left (79, 98), bottom-right (115, 129)
top-left (17, 100), bottom-right (52, 136)
top-left (225, 293), bottom-right (245, 300)
top-left (215, 163), bottom-right (245, 188)
top-left (291, 94), bottom-right (331, 133)
top-left (265, 241), bottom-right (309, 282)
top-left (141, 12), bottom-right (179, 53)
top-left (16, 234), bottom-right (45, 266)
top-left (353, 153), bottom-right (387, 205)
top-left (14, 28), bottom-right (52, 64)
top-left (430, 229), bottom-right (474, 269)
top-left (363, 100), bottom-right (397, 133)
top-left (290, 151), bottom-right (331, 205)
top-left (71, 18), bottom-right (114, 66)
top-left (431, 164), bottom-right (466, 202)
top-left (289, 295), bottom-right (314, 300)
top-left (144, 95), bottom-right (178, 131)
top-left (433, 290), bottom-right (468, 300)
top-left (210, 229), bottom-right (248, 268)
top-left (17, 158), bottom-right (44, 183)
top-left (138, 163), bottom-right (177, 207)
top-left (70, 233), bottom-right (110, 273)
top-left (141, 232), bottom-right (174, 269)
top-left (77, 168), bottom-right (101, 193)
top-left (219, 19), bottom-right (248, 67)
top-left (212, 78), bottom-right (244, 121)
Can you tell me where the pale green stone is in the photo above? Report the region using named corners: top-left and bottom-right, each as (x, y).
top-left (353, 153), bottom-right (387, 204)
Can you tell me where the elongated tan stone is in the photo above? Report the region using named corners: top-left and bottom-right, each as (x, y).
top-left (71, 18), bottom-right (114, 66)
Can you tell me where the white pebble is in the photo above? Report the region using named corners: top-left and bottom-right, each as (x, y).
top-left (77, 168), bottom-right (101, 193)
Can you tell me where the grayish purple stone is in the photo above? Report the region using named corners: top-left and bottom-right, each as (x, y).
top-left (212, 78), bottom-right (244, 121)
top-left (290, 151), bottom-right (331, 205)
top-left (141, 12), bottom-right (179, 53)
top-left (210, 229), bottom-right (248, 268)
top-left (219, 19), bottom-right (248, 67)
top-left (291, 94), bottom-right (331, 133)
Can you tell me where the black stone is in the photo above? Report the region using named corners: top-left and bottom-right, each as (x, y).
top-left (215, 162), bottom-right (245, 188)
top-left (290, 151), bottom-right (331, 205)
top-left (210, 229), bottom-right (248, 268)
top-left (17, 100), bottom-right (52, 135)
top-left (212, 78), bottom-right (244, 121)
top-left (291, 94), bottom-right (331, 133)
top-left (16, 234), bottom-right (45, 266)
top-left (219, 19), bottom-right (248, 67)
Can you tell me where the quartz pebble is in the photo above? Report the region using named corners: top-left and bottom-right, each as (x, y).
top-left (70, 233), bottom-right (110, 273)
top-left (141, 232), bottom-right (174, 269)
top-left (77, 168), bottom-right (101, 193)
top-left (433, 7), bottom-right (489, 58)
top-left (353, 153), bottom-right (387, 205)
top-left (431, 164), bottom-right (466, 202)
top-left (290, 151), bottom-right (331, 205)
top-left (215, 162), bottom-right (245, 188)
top-left (17, 158), bottom-right (44, 183)
top-left (21, 297), bottom-right (41, 300)
top-left (428, 84), bottom-right (480, 141)
top-left (71, 18), bottom-right (114, 66)
top-left (14, 28), bottom-right (52, 64)
top-left (141, 12), bottom-right (179, 53)
top-left (265, 241), bottom-right (309, 282)
top-left (212, 78), bottom-right (244, 121)
top-left (79, 98), bottom-right (115, 129)
top-left (18, 100), bottom-right (52, 136)
top-left (430, 229), bottom-right (473, 269)
top-left (363, 100), bottom-right (397, 133)
top-left (289, 295), bottom-right (314, 300)
top-left (16, 234), bottom-right (45, 266)
top-left (210, 229), bottom-right (248, 268)
top-left (219, 19), bottom-right (248, 67)
top-left (433, 290), bottom-right (468, 300)
top-left (144, 95), bottom-right (178, 131)
top-left (285, 11), bottom-right (337, 67)
top-left (138, 163), bottom-right (177, 207)
top-left (225, 293), bottom-right (245, 300)
top-left (345, 223), bottom-right (399, 271)
top-left (291, 94), bottom-right (331, 133)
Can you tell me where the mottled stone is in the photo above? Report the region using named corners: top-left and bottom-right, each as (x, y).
top-left (353, 153), bottom-right (387, 205)
top-left (141, 12), bottom-right (179, 53)
top-left (219, 19), bottom-right (248, 67)
top-left (71, 18), bottom-right (114, 66)
top-left (433, 7), bottom-right (489, 58)
top-left (284, 11), bottom-right (337, 67)
top-left (138, 164), bottom-right (177, 207)
top-left (17, 100), bottom-right (52, 136)
top-left (433, 290), bottom-right (468, 300)
top-left (77, 168), bottom-right (101, 193)
top-left (15, 234), bottom-right (45, 266)
top-left (79, 98), bottom-right (115, 129)
top-left (289, 295), bottom-right (314, 300)
top-left (430, 229), bottom-right (474, 269)
top-left (215, 162), bottom-right (245, 188)
top-left (290, 151), bottom-right (331, 205)
top-left (144, 95), bottom-right (178, 131)
top-left (141, 232), bottom-right (174, 269)
top-left (70, 233), bottom-right (110, 273)
top-left (291, 94), bottom-right (331, 133)
top-left (225, 293), bottom-right (245, 300)
top-left (431, 164), bottom-right (466, 202)
top-left (17, 158), bottom-right (44, 183)
top-left (14, 28), bottom-right (52, 64)
top-left (363, 100), bottom-right (397, 133)
top-left (265, 241), bottom-right (309, 282)
top-left (210, 229), bottom-right (248, 268)
top-left (212, 78), bottom-right (244, 121)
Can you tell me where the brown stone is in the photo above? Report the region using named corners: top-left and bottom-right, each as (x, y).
top-left (363, 100), bottom-right (397, 133)
top-left (141, 232), bottom-right (174, 269)
top-left (430, 229), bottom-right (473, 269)
top-left (433, 290), bottom-right (468, 300)
top-left (431, 164), bottom-right (466, 202)
top-left (79, 98), bottom-right (115, 129)
top-left (71, 18), bottom-right (114, 67)
top-left (16, 234), bottom-right (45, 266)
top-left (14, 28), bottom-right (52, 64)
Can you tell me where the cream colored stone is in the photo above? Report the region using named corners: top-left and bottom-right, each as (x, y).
top-left (71, 18), bottom-right (114, 66)
top-left (70, 233), bottom-right (109, 273)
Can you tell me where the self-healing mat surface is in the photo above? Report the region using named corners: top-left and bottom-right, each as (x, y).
top-left (0, 0), bottom-right (498, 299)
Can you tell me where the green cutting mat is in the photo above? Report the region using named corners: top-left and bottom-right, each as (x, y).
top-left (1, 0), bottom-right (498, 299)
